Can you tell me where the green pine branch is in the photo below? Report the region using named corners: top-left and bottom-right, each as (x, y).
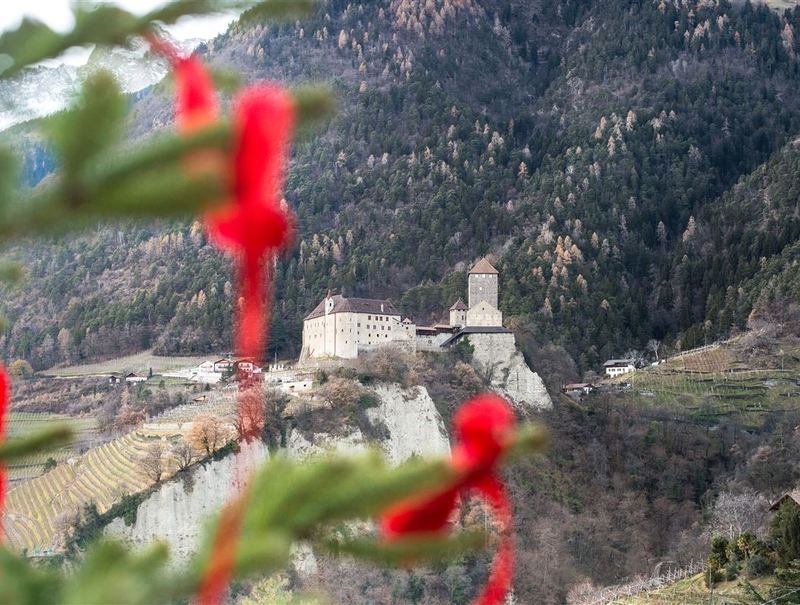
top-left (0, 0), bottom-right (315, 79)
top-left (0, 77), bottom-right (332, 240)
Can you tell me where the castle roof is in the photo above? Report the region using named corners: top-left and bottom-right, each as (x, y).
top-left (469, 257), bottom-right (499, 275)
top-left (449, 298), bottom-right (468, 311)
top-left (304, 294), bottom-right (401, 320)
top-left (440, 326), bottom-right (512, 347)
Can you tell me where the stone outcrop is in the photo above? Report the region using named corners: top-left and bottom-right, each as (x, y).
top-left (105, 383), bottom-right (451, 567)
top-left (366, 384), bottom-right (451, 463)
top-left (467, 332), bottom-right (552, 410)
top-left (105, 439), bottom-right (268, 564)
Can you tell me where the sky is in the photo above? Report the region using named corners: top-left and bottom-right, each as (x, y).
top-left (0, 1), bottom-right (237, 65)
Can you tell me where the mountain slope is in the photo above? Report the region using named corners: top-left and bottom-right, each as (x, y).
top-left (1, 0), bottom-right (800, 372)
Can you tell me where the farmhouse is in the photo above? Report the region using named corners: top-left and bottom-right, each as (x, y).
top-left (563, 383), bottom-right (593, 395)
top-left (603, 359), bottom-right (636, 377)
top-left (125, 372), bottom-right (147, 383)
top-left (213, 359), bottom-right (233, 374)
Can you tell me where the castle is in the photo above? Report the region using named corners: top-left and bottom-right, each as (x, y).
top-left (300, 258), bottom-right (509, 361)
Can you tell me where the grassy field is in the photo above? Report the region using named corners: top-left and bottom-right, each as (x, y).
top-left (6, 412), bottom-right (99, 483)
top-left (599, 339), bottom-right (800, 427)
top-left (40, 349), bottom-right (213, 378)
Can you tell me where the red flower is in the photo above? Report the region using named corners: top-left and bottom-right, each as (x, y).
top-left (0, 366), bottom-right (8, 542)
top-left (381, 394), bottom-right (516, 605)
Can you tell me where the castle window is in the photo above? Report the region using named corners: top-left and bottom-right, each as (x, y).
top-left (368, 315), bottom-right (371, 320)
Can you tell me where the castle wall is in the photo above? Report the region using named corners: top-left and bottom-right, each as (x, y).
top-left (416, 332), bottom-right (451, 351)
top-left (466, 300), bottom-right (503, 327)
top-left (302, 311), bottom-right (413, 360)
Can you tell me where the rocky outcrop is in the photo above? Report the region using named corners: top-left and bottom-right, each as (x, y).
top-left (285, 383), bottom-right (450, 464)
top-left (105, 439), bottom-right (268, 563)
top-left (467, 332), bottom-right (552, 410)
top-left (367, 384), bottom-right (451, 463)
top-left (105, 383), bottom-right (451, 566)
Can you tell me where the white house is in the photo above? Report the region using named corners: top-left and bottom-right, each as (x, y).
top-left (603, 359), bottom-right (636, 377)
top-left (213, 359), bottom-right (234, 374)
top-left (197, 361), bottom-right (216, 374)
top-left (125, 372), bottom-right (147, 383)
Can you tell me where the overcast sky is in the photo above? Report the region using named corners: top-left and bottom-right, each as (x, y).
top-left (0, 1), bottom-right (237, 63)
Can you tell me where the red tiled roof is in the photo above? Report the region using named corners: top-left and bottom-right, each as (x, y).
top-left (449, 298), bottom-right (468, 310)
top-left (469, 257), bottom-right (499, 274)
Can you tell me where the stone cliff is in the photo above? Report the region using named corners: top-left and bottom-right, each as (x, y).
top-left (105, 383), bottom-right (451, 564)
top-left (467, 332), bottom-right (552, 410)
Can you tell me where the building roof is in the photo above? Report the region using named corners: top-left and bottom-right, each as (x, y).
top-left (449, 298), bottom-right (468, 311)
top-left (469, 257), bottom-right (499, 275)
top-left (771, 490), bottom-right (800, 511)
top-left (564, 383), bottom-right (592, 390)
top-left (603, 359), bottom-right (635, 367)
top-left (440, 326), bottom-right (512, 347)
top-left (304, 294), bottom-right (401, 320)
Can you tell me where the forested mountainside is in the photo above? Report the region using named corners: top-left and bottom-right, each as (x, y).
top-left (2, 0), bottom-right (800, 371)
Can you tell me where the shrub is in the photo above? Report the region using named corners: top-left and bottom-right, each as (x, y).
top-left (704, 568), bottom-right (724, 588)
top-left (746, 554), bottom-right (773, 578)
top-left (709, 535), bottom-right (730, 569)
top-left (724, 561), bottom-right (739, 581)
top-left (451, 338), bottom-right (474, 363)
top-left (358, 392), bottom-right (380, 410)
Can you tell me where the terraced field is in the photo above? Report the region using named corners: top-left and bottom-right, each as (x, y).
top-left (2, 431), bottom-right (171, 555)
top-left (618, 572), bottom-right (774, 604)
top-left (6, 413), bottom-right (98, 483)
top-left (599, 339), bottom-right (800, 426)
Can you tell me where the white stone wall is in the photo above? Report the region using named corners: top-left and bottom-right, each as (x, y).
top-left (416, 332), bottom-right (452, 351)
top-left (302, 312), bottom-right (413, 360)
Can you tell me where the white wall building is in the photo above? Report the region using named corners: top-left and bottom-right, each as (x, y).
top-left (300, 295), bottom-right (416, 360)
top-left (603, 359), bottom-right (636, 377)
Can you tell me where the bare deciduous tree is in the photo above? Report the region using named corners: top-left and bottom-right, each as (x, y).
top-left (708, 490), bottom-right (770, 540)
top-left (187, 414), bottom-right (227, 457)
top-left (172, 439), bottom-right (198, 472)
top-left (232, 388), bottom-right (265, 441)
top-left (140, 442), bottom-right (165, 483)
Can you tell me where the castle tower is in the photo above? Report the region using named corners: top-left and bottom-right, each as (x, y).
top-left (468, 257), bottom-right (499, 310)
top-left (449, 298), bottom-right (468, 327)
